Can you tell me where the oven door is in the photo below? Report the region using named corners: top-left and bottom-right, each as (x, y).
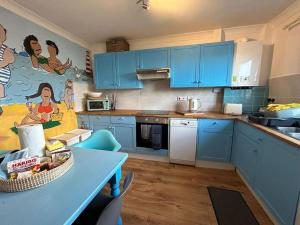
top-left (136, 122), bottom-right (168, 150)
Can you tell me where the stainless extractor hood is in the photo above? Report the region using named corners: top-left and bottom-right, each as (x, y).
top-left (136, 68), bottom-right (170, 80)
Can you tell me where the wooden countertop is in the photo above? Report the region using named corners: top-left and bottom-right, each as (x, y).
top-left (237, 117), bottom-right (300, 148)
top-left (76, 110), bottom-right (300, 148)
top-left (76, 110), bottom-right (241, 119)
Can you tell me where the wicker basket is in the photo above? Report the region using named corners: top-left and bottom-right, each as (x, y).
top-left (106, 38), bottom-right (129, 52)
top-left (0, 153), bottom-right (74, 192)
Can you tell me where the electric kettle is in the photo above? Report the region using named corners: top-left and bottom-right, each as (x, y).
top-left (188, 98), bottom-right (201, 112)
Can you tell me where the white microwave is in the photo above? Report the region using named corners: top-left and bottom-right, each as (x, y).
top-left (87, 99), bottom-right (111, 111)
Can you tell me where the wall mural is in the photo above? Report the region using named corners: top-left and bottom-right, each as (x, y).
top-left (0, 7), bottom-right (92, 150)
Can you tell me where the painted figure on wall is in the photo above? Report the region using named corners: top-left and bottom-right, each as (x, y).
top-left (15, 83), bottom-right (60, 126)
top-left (46, 40), bottom-right (72, 75)
top-left (23, 35), bottom-right (54, 73)
top-left (0, 24), bottom-right (15, 99)
top-left (63, 79), bottom-right (73, 110)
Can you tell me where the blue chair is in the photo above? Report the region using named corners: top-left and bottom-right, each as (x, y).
top-left (74, 130), bottom-right (121, 151)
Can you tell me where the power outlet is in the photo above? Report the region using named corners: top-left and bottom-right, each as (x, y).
top-left (177, 96), bottom-right (188, 101)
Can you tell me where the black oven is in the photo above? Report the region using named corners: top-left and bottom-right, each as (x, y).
top-left (136, 117), bottom-right (169, 150)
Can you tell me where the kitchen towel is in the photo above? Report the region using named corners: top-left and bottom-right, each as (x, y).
top-left (17, 124), bottom-right (46, 157)
top-left (151, 125), bottom-right (162, 150)
top-left (141, 124), bottom-right (151, 140)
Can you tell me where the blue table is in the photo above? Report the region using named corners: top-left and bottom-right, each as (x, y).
top-left (0, 147), bottom-right (128, 225)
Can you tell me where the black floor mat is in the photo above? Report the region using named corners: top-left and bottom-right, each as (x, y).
top-left (208, 187), bottom-right (260, 225)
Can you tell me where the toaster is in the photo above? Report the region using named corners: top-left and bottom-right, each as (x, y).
top-left (223, 103), bottom-right (243, 115)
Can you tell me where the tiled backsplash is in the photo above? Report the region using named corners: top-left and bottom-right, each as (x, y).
top-left (223, 86), bottom-right (269, 113)
top-left (99, 80), bottom-right (223, 112)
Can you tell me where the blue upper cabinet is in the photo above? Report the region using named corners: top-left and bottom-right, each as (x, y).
top-left (116, 51), bottom-right (143, 89)
top-left (170, 45), bottom-right (200, 88)
top-left (94, 41), bottom-right (234, 89)
top-left (199, 41), bottom-right (234, 87)
top-left (94, 51), bottom-right (143, 89)
top-left (94, 53), bottom-right (116, 89)
top-left (170, 41), bottom-right (234, 88)
top-left (138, 48), bottom-right (170, 69)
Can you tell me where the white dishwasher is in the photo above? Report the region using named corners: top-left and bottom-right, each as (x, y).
top-left (169, 119), bottom-right (198, 166)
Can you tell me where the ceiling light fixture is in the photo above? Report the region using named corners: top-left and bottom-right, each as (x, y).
top-left (136, 0), bottom-right (150, 10)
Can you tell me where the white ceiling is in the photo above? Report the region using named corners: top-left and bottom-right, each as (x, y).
top-left (13, 0), bottom-right (295, 44)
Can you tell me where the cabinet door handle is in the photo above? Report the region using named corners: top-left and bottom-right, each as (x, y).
top-left (253, 149), bottom-right (258, 153)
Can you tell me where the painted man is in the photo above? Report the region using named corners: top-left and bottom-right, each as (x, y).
top-left (0, 24), bottom-right (15, 99)
top-left (23, 35), bottom-right (53, 73)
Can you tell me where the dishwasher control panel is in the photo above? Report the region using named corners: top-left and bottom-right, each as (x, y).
top-left (170, 119), bottom-right (197, 127)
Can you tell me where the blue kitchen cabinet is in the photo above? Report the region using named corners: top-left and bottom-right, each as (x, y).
top-left (138, 48), bottom-right (170, 69)
top-left (87, 115), bottom-right (136, 152)
top-left (111, 116), bottom-right (136, 152)
top-left (77, 115), bottom-right (90, 129)
top-left (170, 45), bottom-right (200, 88)
top-left (170, 41), bottom-right (234, 88)
top-left (112, 124), bottom-right (136, 152)
top-left (94, 52), bottom-right (143, 89)
top-left (199, 41), bottom-right (234, 87)
top-left (116, 51), bottom-right (143, 89)
top-left (234, 131), bottom-right (259, 185)
top-left (89, 115), bottom-right (111, 131)
top-left (233, 121), bottom-right (300, 225)
top-left (94, 53), bottom-right (116, 89)
top-left (197, 119), bottom-right (234, 162)
top-left (255, 135), bottom-right (300, 225)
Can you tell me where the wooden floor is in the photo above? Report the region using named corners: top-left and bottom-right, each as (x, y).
top-left (120, 158), bottom-right (274, 225)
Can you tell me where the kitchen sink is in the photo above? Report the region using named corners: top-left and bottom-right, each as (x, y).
top-left (289, 133), bottom-right (300, 140)
top-left (274, 126), bottom-right (300, 141)
top-left (275, 126), bottom-right (300, 133)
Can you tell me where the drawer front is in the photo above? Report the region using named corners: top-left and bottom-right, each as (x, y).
top-left (199, 119), bottom-right (234, 133)
top-left (235, 121), bottom-right (264, 144)
top-left (111, 116), bottom-right (136, 125)
top-left (89, 115), bottom-right (111, 124)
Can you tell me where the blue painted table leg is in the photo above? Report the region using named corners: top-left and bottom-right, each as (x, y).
top-left (109, 167), bottom-right (122, 225)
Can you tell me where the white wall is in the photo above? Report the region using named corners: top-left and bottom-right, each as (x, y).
top-left (266, 0), bottom-right (300, 103)
top-left (268, 0), bottom-right (300, 78)
top-left (93, 24), bottom-right (266, 54)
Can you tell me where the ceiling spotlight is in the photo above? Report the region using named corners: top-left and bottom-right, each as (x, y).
top-left (136, 0), bottom-right (150, 10)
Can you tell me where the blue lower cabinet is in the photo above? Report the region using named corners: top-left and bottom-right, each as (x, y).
top-left (233, 121), bottom-right (300, 225)
top-left (197, 119), bottom-right (233, 162)
top-left (93, 124), bottom-right (110, 131)
top-left (112, 124), bottom-right (136, 152)
top-left (89, 116), bottom-right (111, 131)
top-left (77, 115), bottom-right (90, 129)
top-left (88, 116), bottom-right (136, 152)
top-left (234, 131), bottom-right (259, 185)
top-left (255, 136), bottom-right (300, 225)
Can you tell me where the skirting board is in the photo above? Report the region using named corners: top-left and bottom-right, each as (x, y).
top-left (196, 160), bottom-right (235, 170)
top-left (236, 169), bottom-right (280, 225)
top-left (128, 153), bottom-right (169, 162)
